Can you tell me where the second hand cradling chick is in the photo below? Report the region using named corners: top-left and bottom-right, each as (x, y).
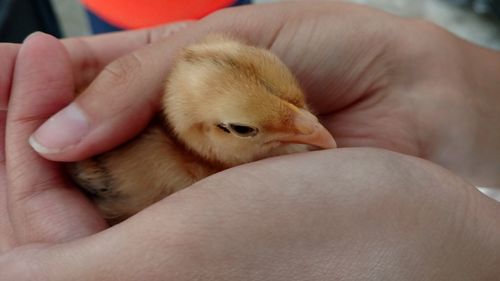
top-left (67, 35), bottom-right (337, 223)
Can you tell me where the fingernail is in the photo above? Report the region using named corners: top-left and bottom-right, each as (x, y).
top-left (29, 103), bottom-right (90, 154)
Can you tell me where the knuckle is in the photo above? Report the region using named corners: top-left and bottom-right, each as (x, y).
top-left (148, 22), bottom-right (191, 43)
top-left (100, 52), bottom-right (143, 85)
top-left (65, 38), bottom-right (103, 92)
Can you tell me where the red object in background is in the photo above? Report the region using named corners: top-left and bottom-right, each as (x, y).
top-left (81, 0), bottom-right (236, 29)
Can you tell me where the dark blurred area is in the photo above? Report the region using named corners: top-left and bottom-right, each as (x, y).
top-left (0, 0), bottom-right (62, 43)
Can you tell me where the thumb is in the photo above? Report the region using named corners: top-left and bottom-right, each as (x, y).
top-left (27, 4), bottom-right (286, 162)
top-left (28, 25), bottom-right (193, 162)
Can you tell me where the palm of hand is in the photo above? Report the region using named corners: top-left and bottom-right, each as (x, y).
top-left (267, 7), bottom-right (470, 169)
top-left (268, 11), bottom-right (422, 156)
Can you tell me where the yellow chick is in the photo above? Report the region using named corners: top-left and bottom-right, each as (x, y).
top-left (67, 35), bottom-right (336, 223)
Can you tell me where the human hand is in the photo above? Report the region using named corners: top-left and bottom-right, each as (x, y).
top-left (26, 2), bottom-right (500, 187)
top-left (2, 36), bottom-right (499, 278)
top-left (2, 145), bottom-right (500, 280)
top-left (0, 23), bottom-right (192, 250)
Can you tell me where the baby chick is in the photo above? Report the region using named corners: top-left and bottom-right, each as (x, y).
top-left (67, 35), bottom-right (336, 223)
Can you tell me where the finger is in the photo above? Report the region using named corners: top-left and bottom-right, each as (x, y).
top-left (10, 149), bottom-right (498, 281)
top-left (0, 114), bottom-right (15, 253)
top-left (28, 4), bottom-right (290, 162)
top-left (0, 23), bottom-right (193, 99)
top-left (6, 32), bottom-right (106, 244)
top-left (0, 110), bottom-right (15, 252)
top-left (0, 43), bottom-right (19, 109)
top-left (0, 27), bottom-right (179, 245)
top-left (0, 44), bottom-right (19, 251)
top-left (62, 21), bottom-right (192, 92)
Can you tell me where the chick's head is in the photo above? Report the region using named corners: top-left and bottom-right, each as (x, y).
top-left (163, 35), bottom-right (336, 167)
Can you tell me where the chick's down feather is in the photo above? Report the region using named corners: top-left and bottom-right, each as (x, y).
top-left (67, 35), bottom-right (336, 223)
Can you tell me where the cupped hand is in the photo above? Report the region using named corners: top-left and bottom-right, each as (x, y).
top-left (0, 23), bottom-right (191, 250)
top-left (2, 147), bottom-right (500, 280)
top-left (1, 33), bottom-right (499, 279)
top-left (28, 2), bottom-right (500, 186)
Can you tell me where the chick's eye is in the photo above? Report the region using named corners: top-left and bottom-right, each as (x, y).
top-left (217, 123), bottom-right (259, 138)
top-left (229, 124), bottom-right (258, 137)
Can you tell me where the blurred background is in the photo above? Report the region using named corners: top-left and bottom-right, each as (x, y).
top-left (0, 0), bottom-right (499, 49)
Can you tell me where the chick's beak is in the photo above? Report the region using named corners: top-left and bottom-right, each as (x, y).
top-left (279, 109), bottom-right (336, 149)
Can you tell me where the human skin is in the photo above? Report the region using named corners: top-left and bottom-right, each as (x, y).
top-left (27, 2), bottom-right (500, 187)
top-left (1, 2), bottom-right (500, 280)
top-left (2, 41), bottom-right (500, 277)
top-left (0, 23), bottom-right (193, 250)
top-left (2, 148), bottom-right (500, 281)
